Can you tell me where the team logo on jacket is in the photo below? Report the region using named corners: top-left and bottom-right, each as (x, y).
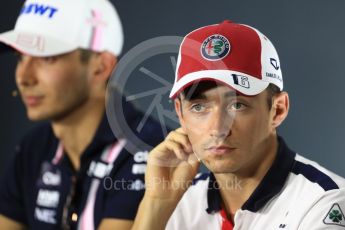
top-left (201, 34), bottom-right (230, 60)
top-left (323, 203), bottom-right (345, 227)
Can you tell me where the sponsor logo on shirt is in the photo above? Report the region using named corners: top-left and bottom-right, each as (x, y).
top-left (130, 179), bottom-right (145, 191)
top-left (134, 151), bottom-right (148, 163)
top-left (42, 171), bottom-right (61, 186)
top-left (323, 203), bottom-right (345, 227)
top-left (279, 223), bottom-right (286, 228)
top-left (36, 189), bottom-right (60, 208)
top-left (35, 207), bottom-right (57, 224)
top-left (87, 161), bottom-right (113, 179)
top-left (132, 164), bottom-right (146, 174)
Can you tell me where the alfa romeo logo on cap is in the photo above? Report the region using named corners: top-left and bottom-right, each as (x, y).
top-left (201, 34), bottom-right (230, 61)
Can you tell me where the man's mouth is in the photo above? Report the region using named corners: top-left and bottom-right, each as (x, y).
top-left (205, 145), bottom-right (236, 155)
top-left (23, 95), bottom-right (44, 107)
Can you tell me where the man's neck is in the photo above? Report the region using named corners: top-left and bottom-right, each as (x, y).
top-left (215, 135), bottom-right (278, 221)
top-left (52, 98), bottom-right (105, 170)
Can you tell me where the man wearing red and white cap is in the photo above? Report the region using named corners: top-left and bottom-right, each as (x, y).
top-left (132, 20), bottom-right (345, 229)
top-left (0, 0), bottom-right (166, 229)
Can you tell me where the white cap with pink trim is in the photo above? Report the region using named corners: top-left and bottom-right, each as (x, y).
top-left (0, 0), bottom-right (123, 57)
top-left (169, 20), bottom-right (283, 98)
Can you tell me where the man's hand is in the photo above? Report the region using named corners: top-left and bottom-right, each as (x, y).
top-left (145, 127), bottom-right (200, 201)
top-left (132, 128), bottom-right (200, 230)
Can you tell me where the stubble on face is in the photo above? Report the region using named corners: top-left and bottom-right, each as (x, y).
top-left (179, 84), bottom-right (275, 175)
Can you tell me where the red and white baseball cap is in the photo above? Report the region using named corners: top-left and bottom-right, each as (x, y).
top-left (0, 0), bottom-right (123, 57)
top-left (169, 20), bottom-right (283, 98)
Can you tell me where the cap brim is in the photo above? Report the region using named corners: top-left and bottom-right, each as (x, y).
top-left (169, 70), bottom-right (269, 98)
top-left (0, 30), bottom-right (78, 57)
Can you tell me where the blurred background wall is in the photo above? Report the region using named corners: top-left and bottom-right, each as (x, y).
top-left (1, 0), bottom-right (345, 176)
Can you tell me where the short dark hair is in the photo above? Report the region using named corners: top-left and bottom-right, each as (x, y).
top-left (266, 83), bottom-right (281, 109)
top-left (79, 49), bottom-right (94, 64)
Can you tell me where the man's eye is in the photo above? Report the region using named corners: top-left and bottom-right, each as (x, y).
top-left (190, 104), bottom-right (205, 112)
top-left (230, 102), bottom-right (245, 110)
top-left (42, 56), bottom-right (57, 63)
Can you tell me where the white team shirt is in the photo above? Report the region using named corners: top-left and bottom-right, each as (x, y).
top-left (166, 137), bottom-right (345, 229)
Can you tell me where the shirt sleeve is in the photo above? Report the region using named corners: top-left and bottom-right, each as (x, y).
top-left (298, 188), bottom-right (345, 229)
top-left (0, 144), bottom-right (27, 225)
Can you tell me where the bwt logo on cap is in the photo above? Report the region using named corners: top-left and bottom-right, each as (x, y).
top-left (20, 3), bottom-right (59, 19)
top-left (201, 34), bottom-right (230, 61)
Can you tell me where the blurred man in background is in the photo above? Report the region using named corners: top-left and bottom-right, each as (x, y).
top-left (0, 0), bottom-right (165, 229)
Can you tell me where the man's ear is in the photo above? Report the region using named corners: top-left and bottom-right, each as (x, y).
top-left (90, 51), bottom-right (117, 83)
top-left (174, 98), bottom-right (187, 133)
top-left (271, 91), bottom-right (289, 128)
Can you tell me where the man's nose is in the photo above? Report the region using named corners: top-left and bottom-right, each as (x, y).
top-left (15, 55), bottom-right (37, 87)
top-left (209, 107), bottom-right (233, 139)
